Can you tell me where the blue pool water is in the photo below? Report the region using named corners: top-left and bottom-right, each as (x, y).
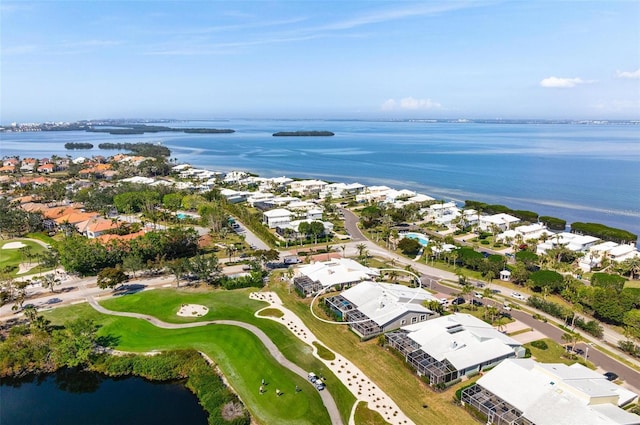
top-left (403, 232), bottom-right (429, 246)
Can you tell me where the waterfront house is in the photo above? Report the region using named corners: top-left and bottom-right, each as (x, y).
top-left (461, 358), bottom-right (640, 425)
top-left (288, 179), bottom-right (328, 196)
top-left (537, 232), bottom-right (599, 255)
top-left (479, 213), bottom-right (521, 232)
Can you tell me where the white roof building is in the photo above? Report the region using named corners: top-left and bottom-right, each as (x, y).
top-left (463, 359), bottom-right (639, 425)
top-left (262, 208), bottom-right (293, 228)
top-left (479, 213), bottom-right (521, 231)
top-left (402, 313), bottom-right (524, 374)
top-left (297, 258), bottom-right (379, 290)
top-left (342, 281), bottom-right (435, 321)
top-left (498, 223), bottom-right (553, 243)
top-left (288, 179), bottom-right (328, 196)
top-left (326, 281), bottom-right (438, 339)
top-left (120, 176), bottom-right (155, 184)
top-left (537, 232), bottom-right (600, 254)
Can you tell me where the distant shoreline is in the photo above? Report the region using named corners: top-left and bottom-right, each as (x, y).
top-left (272, 131), bottom-right (335, 137)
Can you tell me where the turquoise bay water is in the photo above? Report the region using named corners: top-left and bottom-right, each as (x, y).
top-left (1, 120), bottom-right (639, 235)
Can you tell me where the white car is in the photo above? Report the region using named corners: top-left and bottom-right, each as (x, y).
top-left (503, 303), bottom-right (512, 311)
top-left (439, 298), bottom-right (449, 305)
top-left (511, 292), bottom-right (526, 300)
top-left (474, 292), bottom-right (483, 299)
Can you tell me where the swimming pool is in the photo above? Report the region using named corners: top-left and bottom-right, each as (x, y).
top-left (402, 232), bottom-right (429, 247)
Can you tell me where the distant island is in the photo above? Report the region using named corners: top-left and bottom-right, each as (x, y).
top-left (64, 142), bottom-right (171, 157)
top-left (64, 142), bottom-right (94, 149)
top-left (87, 125), bottom-right (235, 135)
top-left (272, 131), bottom-right (335, 137)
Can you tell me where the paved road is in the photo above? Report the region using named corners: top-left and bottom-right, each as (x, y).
top-left (339, 208), bottom-right (640, 392)
top-left (87, 297), bottom-right (343, 425)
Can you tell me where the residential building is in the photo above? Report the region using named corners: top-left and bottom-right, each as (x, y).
top-left (293, 258), bottom-right (379, 297)
top-left (263, 208), bottom-right (293, 228)
top-left (288, 179), bottom-right (328, 196)
top-left (325, 281), bottom-right (438, 340)
top-left (76, 217), bottom-right (120, 238)
top-left (277, 219), bottom-right (334, 241)
top-left (479, 213), bottom-right (521, 232)
top-left (386, 313), bottom-right (524, 386)
top-left (461, 358), bottom-right (640, 425)
top-left (537, 232), bottom-right (600, 255)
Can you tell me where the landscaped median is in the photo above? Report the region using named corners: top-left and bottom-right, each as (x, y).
top-left (43, 288), bottom-right (351, 425)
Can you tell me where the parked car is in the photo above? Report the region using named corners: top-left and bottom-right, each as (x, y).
top-left (474, 292), bottom-right (483, 299)
top-left (471, 299), bottom-right (483, 307)
top-left (315, 382), bottom-right (326, 391)
top-left (503, 303), bottom-right (512, 311)
top-left (308, 372), bottom-right (318, 383)
top-left (511, 292), bottom-right (526, 300)
top-left (451, 297), bottom-right (465, 305)
top-left (439, 298), bottom-right (449, 305)
top-left (604, 372), bottom-right (619, 381)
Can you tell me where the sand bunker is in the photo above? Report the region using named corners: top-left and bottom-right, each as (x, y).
top-left (177, 304), bottom-right (209, 317)
top-left (2, 241), bottom-right (27, 250)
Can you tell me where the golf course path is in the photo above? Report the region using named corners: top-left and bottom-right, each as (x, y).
top-left (86, 296), bottom-right (344, 425)
top-left (250, 291), bottom-right (415, 425)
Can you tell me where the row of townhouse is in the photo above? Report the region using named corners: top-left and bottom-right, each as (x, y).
top-left (291, 258), bottom-right (638, 424)
top-left (461, 358), bottom-right (639, 425)
top-left (293, 259), bottom-right (527, 388)
top-left (1, 157), bottom-right (71, 174)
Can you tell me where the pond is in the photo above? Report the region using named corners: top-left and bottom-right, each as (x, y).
top-left (0, 369), bottom-right (208, 424)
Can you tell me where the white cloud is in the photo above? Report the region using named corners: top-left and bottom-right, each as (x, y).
top-left (540, 76), bottom-right (594, 88)
top-left (381, 97), bottom-right (442, 111)
top-left (615, 69), bottom-right (640, 80)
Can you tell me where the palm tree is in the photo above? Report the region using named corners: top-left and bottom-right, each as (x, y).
top-left (356, 243), bottom-right (367, 260)
top-left (461, 282), bottom-right (473, 307)
top-left (561, 331), bottom-right (578, 353)
top-left (340, 245), bottom-right (346, 258)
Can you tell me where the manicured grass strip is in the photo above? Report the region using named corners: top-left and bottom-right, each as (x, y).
top-left (25, 233), bottom-right (58, 245)
top-left (524, 338), bottom-right (594, 368)
top-left (258, 308), bottom-right (285, 318)
top-left (313, 341), bottom-right (336, 361)
top-left (44, 304), bottom-right (330, 425)
top-left (353, 401), bottom-right (388, 425)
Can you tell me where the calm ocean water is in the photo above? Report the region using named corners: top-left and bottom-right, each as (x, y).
top-left (1, 120), bottom-right (639, 236)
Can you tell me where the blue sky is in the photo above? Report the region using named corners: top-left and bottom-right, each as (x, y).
top-left (1, 1), bottom-right (639, 122)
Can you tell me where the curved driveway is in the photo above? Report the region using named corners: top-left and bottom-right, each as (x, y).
top-left (86, 297), bottom-right (343, 425)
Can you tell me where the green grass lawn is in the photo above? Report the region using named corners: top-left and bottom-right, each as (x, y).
top-left (0, 238), bottom-right (48, 277)
top-left (525, 338), bottom-right (594, 368)
top-left (44, 301), bottom-right (334, 425)
top-left (268, 277), bottom-right (477, 425)
top-left (45, 288), bottom-right (356, 424)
